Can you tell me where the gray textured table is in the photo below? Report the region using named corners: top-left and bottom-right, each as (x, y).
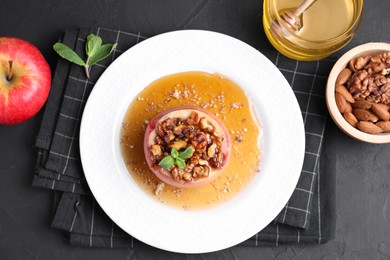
top-left (1, 0), bottom-right (390, 259)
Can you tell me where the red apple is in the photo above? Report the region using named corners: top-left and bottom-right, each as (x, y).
top-left (144, 106), bottom-right (231, 188)
top-left (0, 37), bottom-right (51, 125)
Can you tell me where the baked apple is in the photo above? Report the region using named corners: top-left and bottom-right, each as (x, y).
top-left (144, 106), bottom-right (231, 188)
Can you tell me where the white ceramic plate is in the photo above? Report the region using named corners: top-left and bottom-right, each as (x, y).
top-left (80, 30), bottom-right (305, 253)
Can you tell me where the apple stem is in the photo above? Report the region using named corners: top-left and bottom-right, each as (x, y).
top-left (7, 60), bottom-right (13, 81)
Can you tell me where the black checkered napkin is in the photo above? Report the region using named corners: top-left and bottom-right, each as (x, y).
top-left (264, 52), bottom-right (335, 229)
top-left (34, 27), bottom-right (146, 194)
top-left (245, 52), bottom-right (337, 245)
top-left (51, 192), bottom-right (133, 248)
top-left (33, 27), bottom-right (336, 247)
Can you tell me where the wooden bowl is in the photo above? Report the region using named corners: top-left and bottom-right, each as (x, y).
top-left (326, 42), bottom-right (390, 143)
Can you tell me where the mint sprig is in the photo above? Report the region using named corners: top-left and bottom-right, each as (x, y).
top-left (53, 34), bottom-right (117, 80)
top-left (158, 147), bottom-right (194, 169)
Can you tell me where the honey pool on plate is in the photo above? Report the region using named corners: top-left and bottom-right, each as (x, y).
top-left (120, 71), bottom-right (262, 210)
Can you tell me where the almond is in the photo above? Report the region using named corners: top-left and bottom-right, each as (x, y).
top-left (336, 68), bottom-right (352, 85)
top-left (345, 102), bottom-right (352, 113)
top-left (371, 103), bottom-right (390, 121)
top-left (353, 109), bottom-right (378, 122)
top-left (335, 85), bottom-right (355, 103)
top-left (352, 100), bottom-right (372, 110)
top-left (343, 112), bottom-right (358, 127)
top-left (376, 121), bottom-right (390, 132)
top-left (368, 111), bottom-right (379, 122)
top-left (357, 121), bottom-right (383, 134)
top-left (335, 92), bottom-right (348, 113)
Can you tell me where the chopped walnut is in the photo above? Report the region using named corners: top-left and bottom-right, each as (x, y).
top-left (169, 140), bottom-right (187, 150)
top-left (183, 89), bottom-right (190, 99)
top-left (150, 111), bottom-right (226, 182)
top-left (347, 52), bottom-right (390, 105)
top-left (200, 117), bottom-right (213, 131)
top-left (171, 90), bottom-right (180, 99)
top-left (155, 182), bottom-right (165, 196)
top-left (207, 143), bottom-right (217, 157)
top-left (172, 188), bottom-right (183, 195)
top-left (235, 135), bottom-right (243, 142)
top-left (230, 102), bottom-right (243, 111)
top-left (151, 145), bottom-right (162, 156)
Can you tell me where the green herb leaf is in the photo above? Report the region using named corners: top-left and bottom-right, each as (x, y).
top-left (53, 43), bottom-right (85, 66)
top-left (179, 146), bottom-right (194, 159)
top-left (54, 35), bottom-right (117, 80)
top-left (158, 156), bottom-right (174, 169)
top-left (171, 148), bottom-right (179, 158)
top-left (88, 43), bottom-right (117, 66)
top-left (86, 34), bottom-right (102, 57)
top-left (175, 157), bottom-right (186, 169)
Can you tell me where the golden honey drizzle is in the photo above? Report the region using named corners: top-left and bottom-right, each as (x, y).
top-left (120, 71), bottom-right (261, 210)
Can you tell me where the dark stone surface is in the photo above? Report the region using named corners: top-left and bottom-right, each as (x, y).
top-left (0, 0), bottom-right (389, 259)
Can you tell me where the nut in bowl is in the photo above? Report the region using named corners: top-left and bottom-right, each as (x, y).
top-left (326, 42), bottom-right (390, 143)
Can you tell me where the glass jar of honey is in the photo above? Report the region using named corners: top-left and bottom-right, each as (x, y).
top-left (263, 0), bottom-right (363, 61)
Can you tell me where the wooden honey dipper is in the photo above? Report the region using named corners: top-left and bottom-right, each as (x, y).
top-left (270, 0), bottom-right (315, 37)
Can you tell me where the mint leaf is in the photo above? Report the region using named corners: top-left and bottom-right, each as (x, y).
top-left (88, 43), bottom-right (117, 66)
top-left (86, 34), bottom-right (102, 57)
top-left (179, 146), bottom-right (194, 159)
top-left (171, 148), bottom-right (179, 158)
top-left (158, 156), bottom-right (174, 169)
top-left (53, 43), bottom-right (85, 66)
top-left (175, 157), bottom-right (186, 169)
top-left (159, 147), bottom-right (192, 172)
top-left (54, 35), bottom-right (117, 80)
